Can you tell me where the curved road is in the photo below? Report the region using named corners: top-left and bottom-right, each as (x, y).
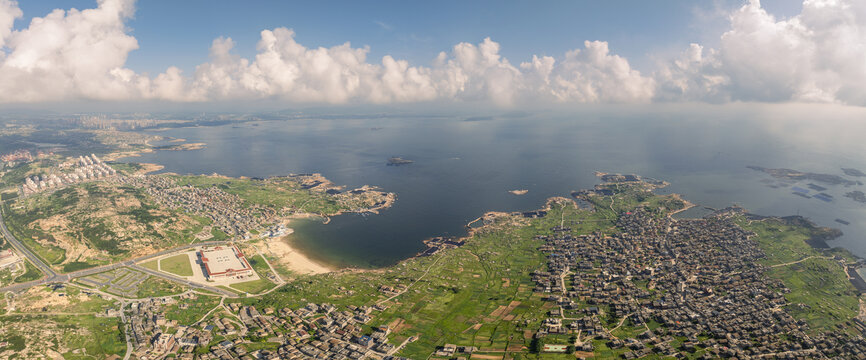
top-left (0, 205), bottom-right (236, 296)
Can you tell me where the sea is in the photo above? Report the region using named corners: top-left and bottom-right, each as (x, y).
top-left (122, 104), bottom-right (866, 268)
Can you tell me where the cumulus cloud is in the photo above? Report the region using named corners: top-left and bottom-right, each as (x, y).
top-left (529, 41), bottom-right (656, 103)
top-left (0, 0), bottom-right (143, 102)
top-left (178, 33), bottom-right (653, 105)
top-left (656, 0), bottom-right (866, 106)
top-left (2, 0), bottom-right (864, 106)
top-left (0, 0), bottom-right (653, 105)
top-left (654, 43), bottom-right (729, 102)
top-left (0, 0), bottom-right (22, 51)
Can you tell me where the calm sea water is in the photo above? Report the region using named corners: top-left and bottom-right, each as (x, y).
top-left (123, 106), bottom-right (866, 268)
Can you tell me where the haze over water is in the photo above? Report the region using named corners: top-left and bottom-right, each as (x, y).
top-left (126, 105), bottom-right (866, 268)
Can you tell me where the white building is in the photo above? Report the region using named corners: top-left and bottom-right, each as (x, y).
top-left (198, 246), bottom-right (253, 279)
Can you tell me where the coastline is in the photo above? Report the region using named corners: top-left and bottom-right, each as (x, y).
top-left (668, 193), bottom-right (696, 215)
top-left (120, 169), bottom-right (395, 276)
top-left (103, 137), bottom-right (207, 163)
top-left (138, 163), bottom-right (164, 175)
top-left (262, 228), bottom-right (334, 275)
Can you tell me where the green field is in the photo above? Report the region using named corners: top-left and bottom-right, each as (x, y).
top-left (14, 259), bottom-right (42, 283)
top-left (225, 254), bottom-right (278, 295)
top-left (235, 199), bottom-right (616, 358)
top-left (164, 295), bottom-right (221, 325)
top-left (136, 276), bottom-right (186, 298)
top-left (141, 258), bottom-right (159, 271)
top-left (738, 217), bottom-right (822, 265)
top-left (738, 217), bottom-right (860, 333)
top-left (230, 278), bottom-right (275, 294)
top-left (107, 161), bottom-right (142, 175)
top-left (0, 314), bottom-right (126, 359)
top-left (160, 254), bottom-right (193, 276)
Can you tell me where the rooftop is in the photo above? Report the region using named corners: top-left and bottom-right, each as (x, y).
top-left (199, 246), bottom-right (252, 277)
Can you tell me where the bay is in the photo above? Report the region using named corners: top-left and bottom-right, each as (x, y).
top-left (123, 105), bottom-right (866, 267)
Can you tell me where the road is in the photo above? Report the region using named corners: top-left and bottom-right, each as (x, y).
top-left (0, 204), bottom-right (59, 281)
top-left (377, 253), bottom-right (445, 306)
top-left (129, 264), bottom-right (236, 297)
top-left (0, 206), bottom-right (235, 294)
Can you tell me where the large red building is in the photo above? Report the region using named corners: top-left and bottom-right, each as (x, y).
top-left (198, 246), bottom-right (253, 279)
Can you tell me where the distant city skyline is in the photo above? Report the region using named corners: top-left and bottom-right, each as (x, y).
top-left (0, 0), bottom-right (863, 107)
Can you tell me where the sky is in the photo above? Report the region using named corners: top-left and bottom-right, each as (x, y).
top-left (0, 0), bottom-right (863, 108)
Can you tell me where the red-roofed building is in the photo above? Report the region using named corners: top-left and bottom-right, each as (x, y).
top-left (198, 246), bottom-right (253, 279)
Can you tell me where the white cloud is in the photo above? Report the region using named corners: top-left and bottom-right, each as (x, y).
top-left (654, 43), bottom-right (730, 102)
top-left (537, 41), bottom-right (655, 103)
top-left (145, 31), bottom-right (651, 106)
top-left (0, 0), bottom-right (142, 102)
top-left (657, 0), bottom-right (866, 105)
top-left (184, 28), bottom-right (431, 104)
top-left (0, 0), bottom-right (22, 51)
top-left (373, 21), bottom-right (392, 31)
top-left (2, 0), bottom-right (864, 107)
top-left (0, 0), bottom-right (654, 106)
top-left (432, 37), bottom-right (524, 105)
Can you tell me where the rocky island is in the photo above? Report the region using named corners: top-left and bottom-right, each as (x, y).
top-left (843, 168), bottom-right (866, 177)
top-left (386, 157), bottom-right (413, 166)
top-left (748, 165), bottom-right (859, 186)
top-left (846, 190), bottom-right (866, 203)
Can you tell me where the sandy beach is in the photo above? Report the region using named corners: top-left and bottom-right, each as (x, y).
top-left (261, 229), bottom-right (333, 275)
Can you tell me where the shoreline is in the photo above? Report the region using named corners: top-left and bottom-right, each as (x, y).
top-left (262, 227), bottom-right (334, 275)
top-left (668, 193), bottom-right (696, 216)
top-left (103, 138), bottom-right (208, 163)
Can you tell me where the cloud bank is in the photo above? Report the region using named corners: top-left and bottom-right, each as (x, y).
top-left (0, 0), bottom-right (865, 106)
top-left (655, 0), bottom-right (866, 105)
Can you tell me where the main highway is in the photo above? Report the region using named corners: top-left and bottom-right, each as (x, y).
top-left (0, 204), bottom-right (237, 296)
top-left (0, 204), bottom-right (63, 285)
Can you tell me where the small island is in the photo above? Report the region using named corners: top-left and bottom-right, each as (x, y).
top-left (386, 156), bottom-right (413, 166)
top-left (846, 190), bottom-right (866, 203)
top-left (843, 168), bottom-right (866, 177)
top-left (748, 165), bottom-right (858, 186)
top-left (508, 189), bottom-right (528, 195)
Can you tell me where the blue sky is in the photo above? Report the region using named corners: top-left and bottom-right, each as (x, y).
top-left (3, 0), bottom-right (863, 108)
top-left (14, 1), bottom-right (803, 75)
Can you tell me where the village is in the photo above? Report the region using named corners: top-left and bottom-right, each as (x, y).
top-left (531, 207), bottom-right (866, 358)
top-left (125, 291), bottom-right (410, 359)
top-left (119, 175), bottom-right (276, 238)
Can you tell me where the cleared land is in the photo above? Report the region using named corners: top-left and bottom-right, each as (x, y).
top-left (0, 285), bottom-right (125, 359)
top-left (160, 253), bottom-right (193, 277)
top-left (2, 182), bottom-right (206, 272)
